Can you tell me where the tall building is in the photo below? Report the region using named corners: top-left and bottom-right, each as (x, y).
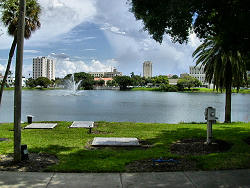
top-left (143, 61), bottom-right (152, 78)
top-left (33, 57), bottom-right (55, 80)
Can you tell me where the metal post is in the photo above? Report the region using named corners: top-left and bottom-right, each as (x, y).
top-left (14, 0), bottom-right (26, 162)
top-left (206, 120), bottom-right (212, 144)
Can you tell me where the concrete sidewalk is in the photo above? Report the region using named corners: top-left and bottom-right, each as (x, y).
top-left (0, 169), bottom-right (249, 188)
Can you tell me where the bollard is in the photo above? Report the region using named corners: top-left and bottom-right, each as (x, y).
top-left (204, 107), bottom-right (217, 144)
top-left (21, 145), bottom-right (29, 160)
top-left (27, 115), bottom-right (34, 124)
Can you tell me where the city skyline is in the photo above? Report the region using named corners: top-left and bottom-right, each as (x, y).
top-left (0, 0), bottom-right (201, 78)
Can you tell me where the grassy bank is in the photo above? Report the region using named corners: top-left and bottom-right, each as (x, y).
top-left (0, 121), bottom-right (249, 172)
top-left (131, 87), bottom-right (250, 94)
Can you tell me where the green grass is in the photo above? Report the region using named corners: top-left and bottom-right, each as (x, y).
top-left (0, 121), bottom-right (249, 172)
top-left (131, 87), bottom-right (161, 91)
top-left (184, 88), bottom-right (250, 94)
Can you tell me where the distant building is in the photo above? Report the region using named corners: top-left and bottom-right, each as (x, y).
top-left (33, 57), bottom-right (55, 80)
top-left (89, 68), bottom-right (122, 78)
top-left (143, 61), bottom-right (152, 78)
top-left (189, 66), bottom-right (206, 85)
top-left (168, 79), bottom-right (178, 85)
top-left (94, 77), bottom-right (113, 86)
top-left (0, 76), bottom-right (26, 87)
top-left (180, 73), bottom-right (189, 78)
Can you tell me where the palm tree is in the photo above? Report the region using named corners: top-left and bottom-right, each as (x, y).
top-left (0, 0), bottom-right (41, 105)
top-left (193, 36), bottom-right (247, 123)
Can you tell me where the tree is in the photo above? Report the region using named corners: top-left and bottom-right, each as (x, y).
top-left (25, 78), bottom-right (35, 88)
top-left (113, 76), bottom-right (132, 90)
top-left (35, 77), bottom-right (51, 88)
top-left (130, 0), bottom-right (250, 52)
top-left (171, 75), bottom-right (178, 79)
top-left (64, 72), bottom-right (94, 90)
top-left (152, 75), bottom-right (169, 86)
top-left (177, 75), bottom-right (201, 90)
top-left (192, 37), bottom-right (247, 123)
top-left (0, 0), bottom-right (41, 105)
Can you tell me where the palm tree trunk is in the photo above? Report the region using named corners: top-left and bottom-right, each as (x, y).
top-left (0, 36), bottom-right (17, 106)
top-left (225, 81), bottom-right (232, 123)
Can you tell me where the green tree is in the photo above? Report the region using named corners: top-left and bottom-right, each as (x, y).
top-left (35, 77), bottom-right (51, 88)
top-left (192, 37), bottom-right (247, 123)
top-left (25, 78), bottom-right (35, 88)
top-left (152, 75), bottom-right (169, 86)
top-left (0, 0), bottom-right (41, 105)
top-left (130, 0), bottom-right (250, 54)
top-left (106, 80), bottom-right (118, 87)
top-left (64, 72), bottom-right (94, 90)
top-left (113, 76), bottom-right (132, 90)
top-left (171, 75), bottom-right (178, 79)
top-left (177, 75), bottom-right (201, 90)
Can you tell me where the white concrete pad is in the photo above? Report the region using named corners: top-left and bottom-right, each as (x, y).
top-left (24, 123), bottom-right (57, 129)
top-left (69, 121), bottom-right (94, 128)
top-left (92, 137), bottom-right (140, 146)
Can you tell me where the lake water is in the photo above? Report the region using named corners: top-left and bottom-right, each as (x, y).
top-left (0, 90), bottom-right (249, 123)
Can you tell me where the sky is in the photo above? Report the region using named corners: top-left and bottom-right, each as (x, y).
top-left (0, 0), bottom-right (201, 78)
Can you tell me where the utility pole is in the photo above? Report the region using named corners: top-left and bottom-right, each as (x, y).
top-left (14, 0), bottom-right (26, 162)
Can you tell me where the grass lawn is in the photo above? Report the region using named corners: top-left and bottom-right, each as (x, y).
top-left (0, 121), bottom-right (249, 172)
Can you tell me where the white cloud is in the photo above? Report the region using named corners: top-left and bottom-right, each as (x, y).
top-left (83, 49), bottom-right (96, 51)
top-left (100, 23), bottom-right (126, 35)
top-left (51, 53), bottom-right (118, 77)
top-left (0, 64), bottom-right (5, 73)
top-left (0, 0), bottom-right (97, 48)
top-left (24, 50), bottom-right (40, 54)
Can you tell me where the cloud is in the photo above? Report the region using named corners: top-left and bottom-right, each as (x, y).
top-left (100, 23), bottom-right (126, 35)
top-left (83, 49), bottom-right (96, 51)
top-left (24, 50), bottom-right (40, 54)
top-left (51, 53), bottom-right (118, 77)
top-left (0, 64), bottom-right (5, 73)
top-left (0, 0), bottom-right (97, 48)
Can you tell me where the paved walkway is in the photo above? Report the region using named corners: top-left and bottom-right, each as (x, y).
top-left (0, 169), bottom-right (249, 188)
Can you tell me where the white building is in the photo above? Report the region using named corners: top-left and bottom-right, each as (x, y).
top-left (143, 61), bottom-right (152, 78)
top-left (189, 65), bottom-right (213, 88)
top-left (89, 68), bottom-right (122, 78)
top-left (33, 57), bottom-right (55, 80)
top-left (0, 76), bottom-right (26, 87)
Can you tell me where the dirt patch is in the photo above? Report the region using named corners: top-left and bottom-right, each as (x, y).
top-left (243, 137), bottom-right (250, 145)
top-left (126, 158), bottom-right (198, 172)
top-left (0, 153), bottom-right (58, 172)
top-left (170, 138), bottom-right (232, 155)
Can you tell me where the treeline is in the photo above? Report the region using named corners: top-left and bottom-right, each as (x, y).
top-left (25, 72), bottom-right (204, 91)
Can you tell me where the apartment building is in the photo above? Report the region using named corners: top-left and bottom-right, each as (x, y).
top-left (33, 57), bottom-right (55, 80)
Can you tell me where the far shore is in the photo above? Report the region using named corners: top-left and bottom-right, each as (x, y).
top-left (2, 86), bottom-right (250, 94)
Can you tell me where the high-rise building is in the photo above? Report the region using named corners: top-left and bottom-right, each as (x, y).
top-left (143, 61), bottom-right (152, 78)
top-left (33, 57), bottom-right (55, 80)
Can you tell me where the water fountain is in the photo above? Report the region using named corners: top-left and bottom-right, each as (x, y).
top-left (64, 74), bottom-right (83, 95)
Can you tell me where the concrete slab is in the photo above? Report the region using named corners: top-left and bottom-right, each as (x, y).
top-left (48, 173), bottom-right (121, 188)
top-left (69, 121), bottom-right (94, 128)
top-left (121, 172), bottom-right (193, 188)
top-left (0, 171), bottom-right (53, 188)
top-left (92, 137), bottom-right (140, 146)
top-left (24, 123), bottom-right (57, 129)
top-left (184, 169), bottom-right (250, 188)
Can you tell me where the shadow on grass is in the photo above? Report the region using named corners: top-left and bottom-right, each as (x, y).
top-left (24, 124), bottom-right (250, 172)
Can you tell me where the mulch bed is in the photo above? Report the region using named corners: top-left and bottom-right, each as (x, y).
top-left (126, 158), bottom-right (198, 172)
top-left (0, 153), bottom-right (58, 172)
top-left (170, 137), bottom-right (232, 155)
top-left (243, 137), bottom-right (250, 145)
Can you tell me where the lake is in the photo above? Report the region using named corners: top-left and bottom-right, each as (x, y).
top-left (0, 90), bottom-right (249, 123)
